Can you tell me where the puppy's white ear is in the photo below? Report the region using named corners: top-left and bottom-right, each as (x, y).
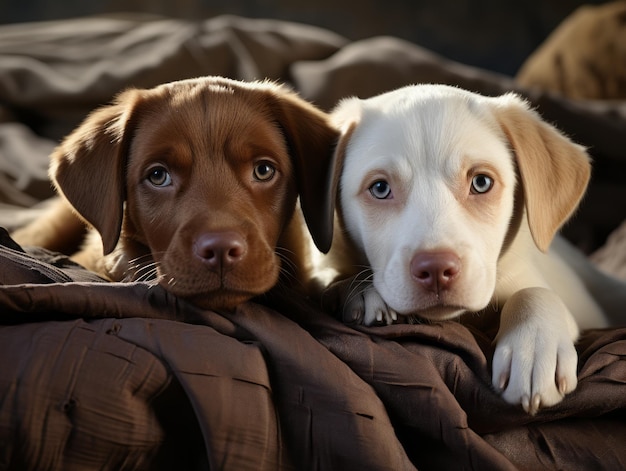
top-left (493, 94), bottom-right (591, 252)
top-left (50, 89), bottom-right (141, 255)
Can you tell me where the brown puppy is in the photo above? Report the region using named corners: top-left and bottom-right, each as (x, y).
top-left (13, 76), bottom-right (338, 310)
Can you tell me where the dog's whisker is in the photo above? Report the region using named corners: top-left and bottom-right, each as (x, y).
top-left (278, 265), bottom-right (298, 282)
top-left (135, 270), bottom-right (159, 284)
top-left (275, 248), bottom-right (302, 280)
top-left (348, 268), bottom-right (374, 289)
top-left (278, 266), bottom-right (305, 291)
top-left (126, 252), bottom-right (158, 268)
top-left (343, 269), bottom-right (375, 310)
top-left (275, 248), bottom-right (301, 273)
top-left (345, 280), bottom-right (373, 305)
top-left (134, 261), bottom-right (158, 277)
top-left (126, 258), bottom-right (162, 283)
top-left (275, 245), bottom-right (297, 258)
top-left (278, 255), bottom-right (298, 273)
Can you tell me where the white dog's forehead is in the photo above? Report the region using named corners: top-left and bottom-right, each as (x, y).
top-left (344, 85), bottom-right (509, 181)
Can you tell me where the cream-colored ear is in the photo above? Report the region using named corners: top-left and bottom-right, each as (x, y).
top-left (492, 94), bottom-right (591, 252)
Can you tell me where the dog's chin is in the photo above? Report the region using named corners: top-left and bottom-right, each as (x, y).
top-left (155, 265), bottom-right (280, 311)
top-left (402, 305), bottom-right (467, 322)
top-left (183, 291), bottom-right (257, 312)
top-left (155, 279), bottom-right (262, 311)
top-left (387, 296), bottom-right (477, 322)
top-left (383, 287), bottom-right (492, 323)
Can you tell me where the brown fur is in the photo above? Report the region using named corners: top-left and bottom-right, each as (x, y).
top-left (13, 76), bottom-right (338, 310)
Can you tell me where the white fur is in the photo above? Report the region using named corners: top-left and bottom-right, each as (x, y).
top-left (323, 84), bottom-right (623, 415)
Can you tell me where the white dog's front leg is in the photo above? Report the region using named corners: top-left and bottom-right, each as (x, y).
top-left (492, 287), bottom-right (579, 415)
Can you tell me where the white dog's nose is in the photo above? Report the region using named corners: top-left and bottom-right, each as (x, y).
top-left (410, 251), bottom-right (461, 294)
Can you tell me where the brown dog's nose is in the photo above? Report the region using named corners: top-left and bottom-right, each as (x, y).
top-left (194, 232), bottom-right (246, 270)
top-left (410, 251), bottom-right (461, 293)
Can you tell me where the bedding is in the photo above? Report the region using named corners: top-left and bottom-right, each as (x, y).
top-left (1, 11), bottom-right (625, 471)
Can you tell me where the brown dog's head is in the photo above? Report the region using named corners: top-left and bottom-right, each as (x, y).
top-left (50, 76), bottom-right (338, 309)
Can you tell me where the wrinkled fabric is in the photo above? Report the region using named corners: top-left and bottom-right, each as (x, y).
top-left (1, 237), bottom-right (626, 470)
top-left (0, 237), bottom-right (414, 470)
top-left (0, 13), bottom-right (626, 471)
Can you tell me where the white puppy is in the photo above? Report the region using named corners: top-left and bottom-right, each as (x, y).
top-left (316, 84), bottom-right (624, 415)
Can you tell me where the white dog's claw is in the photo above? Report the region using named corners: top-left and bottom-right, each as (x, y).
top-left (491, 345), bottom-right (511, 392)
top-left (521, 394), bottom-right (542, 415)
top-left (342, 295), bottom-right (366, 325)
top-left (379, 307), bottom-right (397, 325)
top-left (497, 372), bottom-right (509, 392)
top-left (361, 286), bottom-right (397, 326)
top-left (345, 308), bottom-right (364, 324)
top-left (531, 394), bottom-right (541, 415)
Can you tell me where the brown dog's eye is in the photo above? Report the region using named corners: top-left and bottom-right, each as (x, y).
top-left (470, 174), bottom-right (493, 194)
top-left (253, 162), bottom-right (276, 182)
top-left (147, 166), bottom-right (172, 187)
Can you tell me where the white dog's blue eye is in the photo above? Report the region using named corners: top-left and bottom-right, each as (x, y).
top-left (253, 162), bottom-right (276, 181)
top-left (471, 174), bottom-right (493, 194)
top-left (148, 166), bottom-right (172, 187)
top-left (369, 180), bottom-right (392, 199)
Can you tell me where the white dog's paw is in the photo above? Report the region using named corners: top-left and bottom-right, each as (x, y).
top-left (325, 277), bottom-right (398, 326)
top-left (359, 286), bottom-right (398, 326)
top-left (492, 328), bottom-right (578, 414)
top-left (492, 288), bottom-right (579, 415)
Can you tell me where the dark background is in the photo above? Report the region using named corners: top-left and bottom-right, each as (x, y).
top-left (0, 0), bottom-right (610, 76)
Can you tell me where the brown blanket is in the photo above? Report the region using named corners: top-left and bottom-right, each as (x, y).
top-left (1, 13), bottom-right (625, 471)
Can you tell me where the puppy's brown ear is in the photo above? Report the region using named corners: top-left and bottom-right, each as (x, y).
top-left (50, 89), bottom-right (140, 254)
top-left (268, 87), bottom-right (340, 253)
top-left (493, 94), bottom-right (591, 252)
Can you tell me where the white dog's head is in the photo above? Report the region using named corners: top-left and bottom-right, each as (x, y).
top-left (328, 85), bottom-right (590, 321)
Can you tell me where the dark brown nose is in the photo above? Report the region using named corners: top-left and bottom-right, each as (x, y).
top-left (410, 251), bottom-right (461, 293)
top-left (194, 232), bottom-right (246, 270)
